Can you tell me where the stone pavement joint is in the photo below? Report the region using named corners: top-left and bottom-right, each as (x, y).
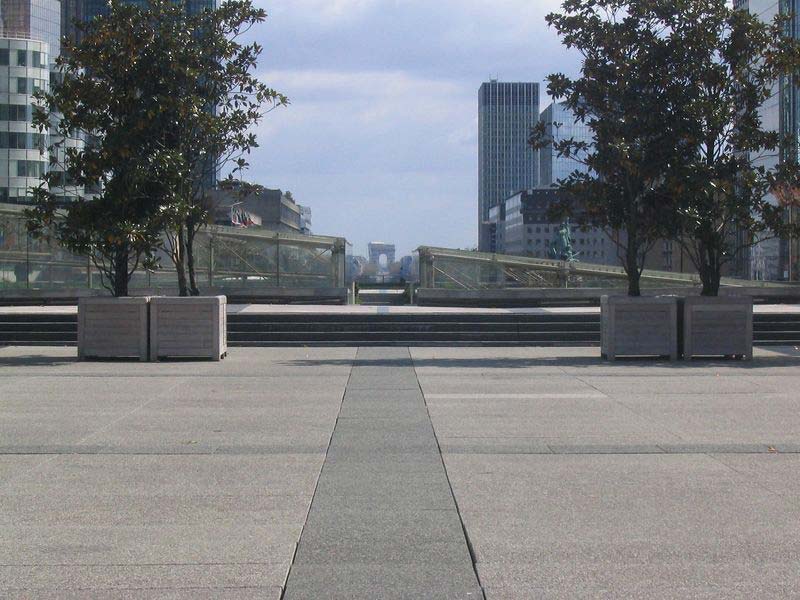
top-left (281, 346), bottom-right (484, 600)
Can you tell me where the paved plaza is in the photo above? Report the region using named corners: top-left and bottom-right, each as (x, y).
top-left (2, 344), bottom-right (800, 598)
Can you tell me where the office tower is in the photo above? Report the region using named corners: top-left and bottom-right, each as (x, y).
top-left (0, 0), bottom-right (60, 204)
top-left (538, 101), bottom-right (592, 188)
top-left (76, 0), bottom-right (221, 190)
top-left (478, 80), bottom-right (539, 251)
top-left (0, 0), bottom-right (60, 58)
top-left (734, 0), bottom-right (797, 280)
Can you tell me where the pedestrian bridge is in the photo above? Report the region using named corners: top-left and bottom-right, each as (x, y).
top-left (416, 246), bottom-right (783, 291)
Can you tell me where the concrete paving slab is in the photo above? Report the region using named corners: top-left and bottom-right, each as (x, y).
top-left (298, 507), bottom-right (465, 544)
top-left (444, 452), bottom-right (800, 598)
top-left (0, 347), bottom-right (351, 598)
top-left (283, 563), bottom-right (484, 600)
top-left (4, 588), bottom-right (284, 600)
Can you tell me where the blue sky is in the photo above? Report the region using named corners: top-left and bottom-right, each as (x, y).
top-left (247, 0), bottom-right (580, 257)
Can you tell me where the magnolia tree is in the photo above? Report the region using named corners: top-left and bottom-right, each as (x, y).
top-left (26, 0), bottom-right (177, 296)
top-left (533, 0), bottom-right (800, 296)
top-left (28, 0), bottom-right (286, 296)
top-left (664, 0), bottom-right (800, 295)
top-left (142, 0), bottom-right (288, 296)
top-left (530, 0), bottom-right (693, 296)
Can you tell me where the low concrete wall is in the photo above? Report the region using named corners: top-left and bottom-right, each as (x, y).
top-left (0, 287), bottom-right (348, 306)
top-left (416, 286), bottom-right (800, 308)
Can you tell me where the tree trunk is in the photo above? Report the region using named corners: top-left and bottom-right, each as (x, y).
top-left (112, 245), bottom-right (129, 297)
top-left (701, 252), bottom-right (722, 296)
top-left (175, 227), bottom-right (189, 297)
top-left (625, 237), bottom-right (642, 297)
top-left (186, 223), bottom-right (200, 296)
top-left (698, 237), bottom-right (722, 297)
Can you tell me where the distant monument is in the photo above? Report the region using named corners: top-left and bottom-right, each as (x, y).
top-left (368, 242), bottom-right (396, 274)
top-left (549, 220), bottom-right (579, 262)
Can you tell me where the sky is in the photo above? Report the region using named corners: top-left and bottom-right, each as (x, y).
top-left (246, 0), bottom-right (581, 258)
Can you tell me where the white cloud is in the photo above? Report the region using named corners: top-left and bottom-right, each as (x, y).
top-left (244, 0), bottom-right (578, 255)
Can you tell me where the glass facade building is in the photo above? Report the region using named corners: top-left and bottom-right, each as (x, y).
top-left (0, 37), bottom-right (51, 204)
top-left (538, 101), bottom-right (592, 189)
top-left (478, 80), bottom-right (539, 251)
top-left (735, 0), bottom-right (799, 280)
top-left (0, 0), bottom-right (60, 58)
top-left (77, 0), bottom-right (219, 40)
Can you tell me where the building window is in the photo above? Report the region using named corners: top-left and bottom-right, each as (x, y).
top-left (0, 50), bottom-right (8, 66)
top-left (17, 50), bottom-right (27, 67)
top-left (17, 78), bottom-right (27, 94)
top-left (16, 160), bottom-right (45, 177)
top-left (0, 104), bottom-right (33, 121)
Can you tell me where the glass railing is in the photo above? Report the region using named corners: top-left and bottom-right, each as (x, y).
top-left (0, 203), bottom-right (346, 295)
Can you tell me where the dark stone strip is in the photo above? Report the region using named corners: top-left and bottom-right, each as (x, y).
top-left (282, 347), bottom-right (483, 600)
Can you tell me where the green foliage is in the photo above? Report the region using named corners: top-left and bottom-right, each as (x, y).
top-left (533, 0), bottom-right (800, 295)
top-left (138, 0), bottom-right (288, 296)
top-left (662, 1), bottom-right (800, 294)
top-left (27, 0), bottom-right (286, 296)
top-left (27, 0), bottom-right (182, 296)
top-left (531, 0), bottom-right (691, 296)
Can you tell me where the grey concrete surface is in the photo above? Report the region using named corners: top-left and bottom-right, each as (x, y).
top-left (0, 346), bottom-right (354, 598)
top-left (412, 345), bottom-right (800, 599)
top-left (3, 344), bottom-right (800, 598)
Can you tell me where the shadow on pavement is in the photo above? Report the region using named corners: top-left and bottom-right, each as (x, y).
top-left (281, 353), bottom-right (800, 370)
top-left (0, 354), bottom-right (78, 367)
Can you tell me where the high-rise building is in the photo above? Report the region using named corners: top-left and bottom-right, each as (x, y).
top-left (67, 0), bottom-right (220, 44)
top-left (0, 0), bottom-right (61, 204)
top-left (478, 80), bottom-right (539, 251)
top-left (538, 101), bottom-right (592, 189)
top-left (734, 0), bottom-right (797, 281)
top-left (74, 0), bottom-right (221, 190)
top-left (0, 0), bottom-right (61, 58)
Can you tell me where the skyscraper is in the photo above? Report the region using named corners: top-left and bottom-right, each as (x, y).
top-left (62, 0), bottom-right (220, 48)
top-left (74, 0), bottom-right (221, 190)
top-left (734, 0), bottom-right (797, 280)
top-left (0, 0), bottom-right (61, 204)
top-left (538, 101), bottom-right (592, 189)
top-left (478, 80), bottom-right (539, 251)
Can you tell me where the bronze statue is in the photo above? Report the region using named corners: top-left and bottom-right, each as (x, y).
top-left (549, 220), bottom-right (579, 262)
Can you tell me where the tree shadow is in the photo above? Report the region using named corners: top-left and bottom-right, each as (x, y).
top-left (0, 354), bottom-right (78, 367)
top-left (280, 352), bottom-right (800, 370)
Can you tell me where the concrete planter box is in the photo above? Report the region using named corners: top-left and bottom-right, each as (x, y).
top-left (78, 296), bottom-right (150, 361)
top-left (601, 295), bottom-right (678, 360)
top-left (149, 296), bottom-right (227, 361)
top-left (682, 296), bottom-right (753, 360)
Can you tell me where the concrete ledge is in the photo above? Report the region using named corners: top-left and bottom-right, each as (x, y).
top-left (149, 296), bottom-right (227, 361)
top-left (78, 296), bottom-right (149, 361)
